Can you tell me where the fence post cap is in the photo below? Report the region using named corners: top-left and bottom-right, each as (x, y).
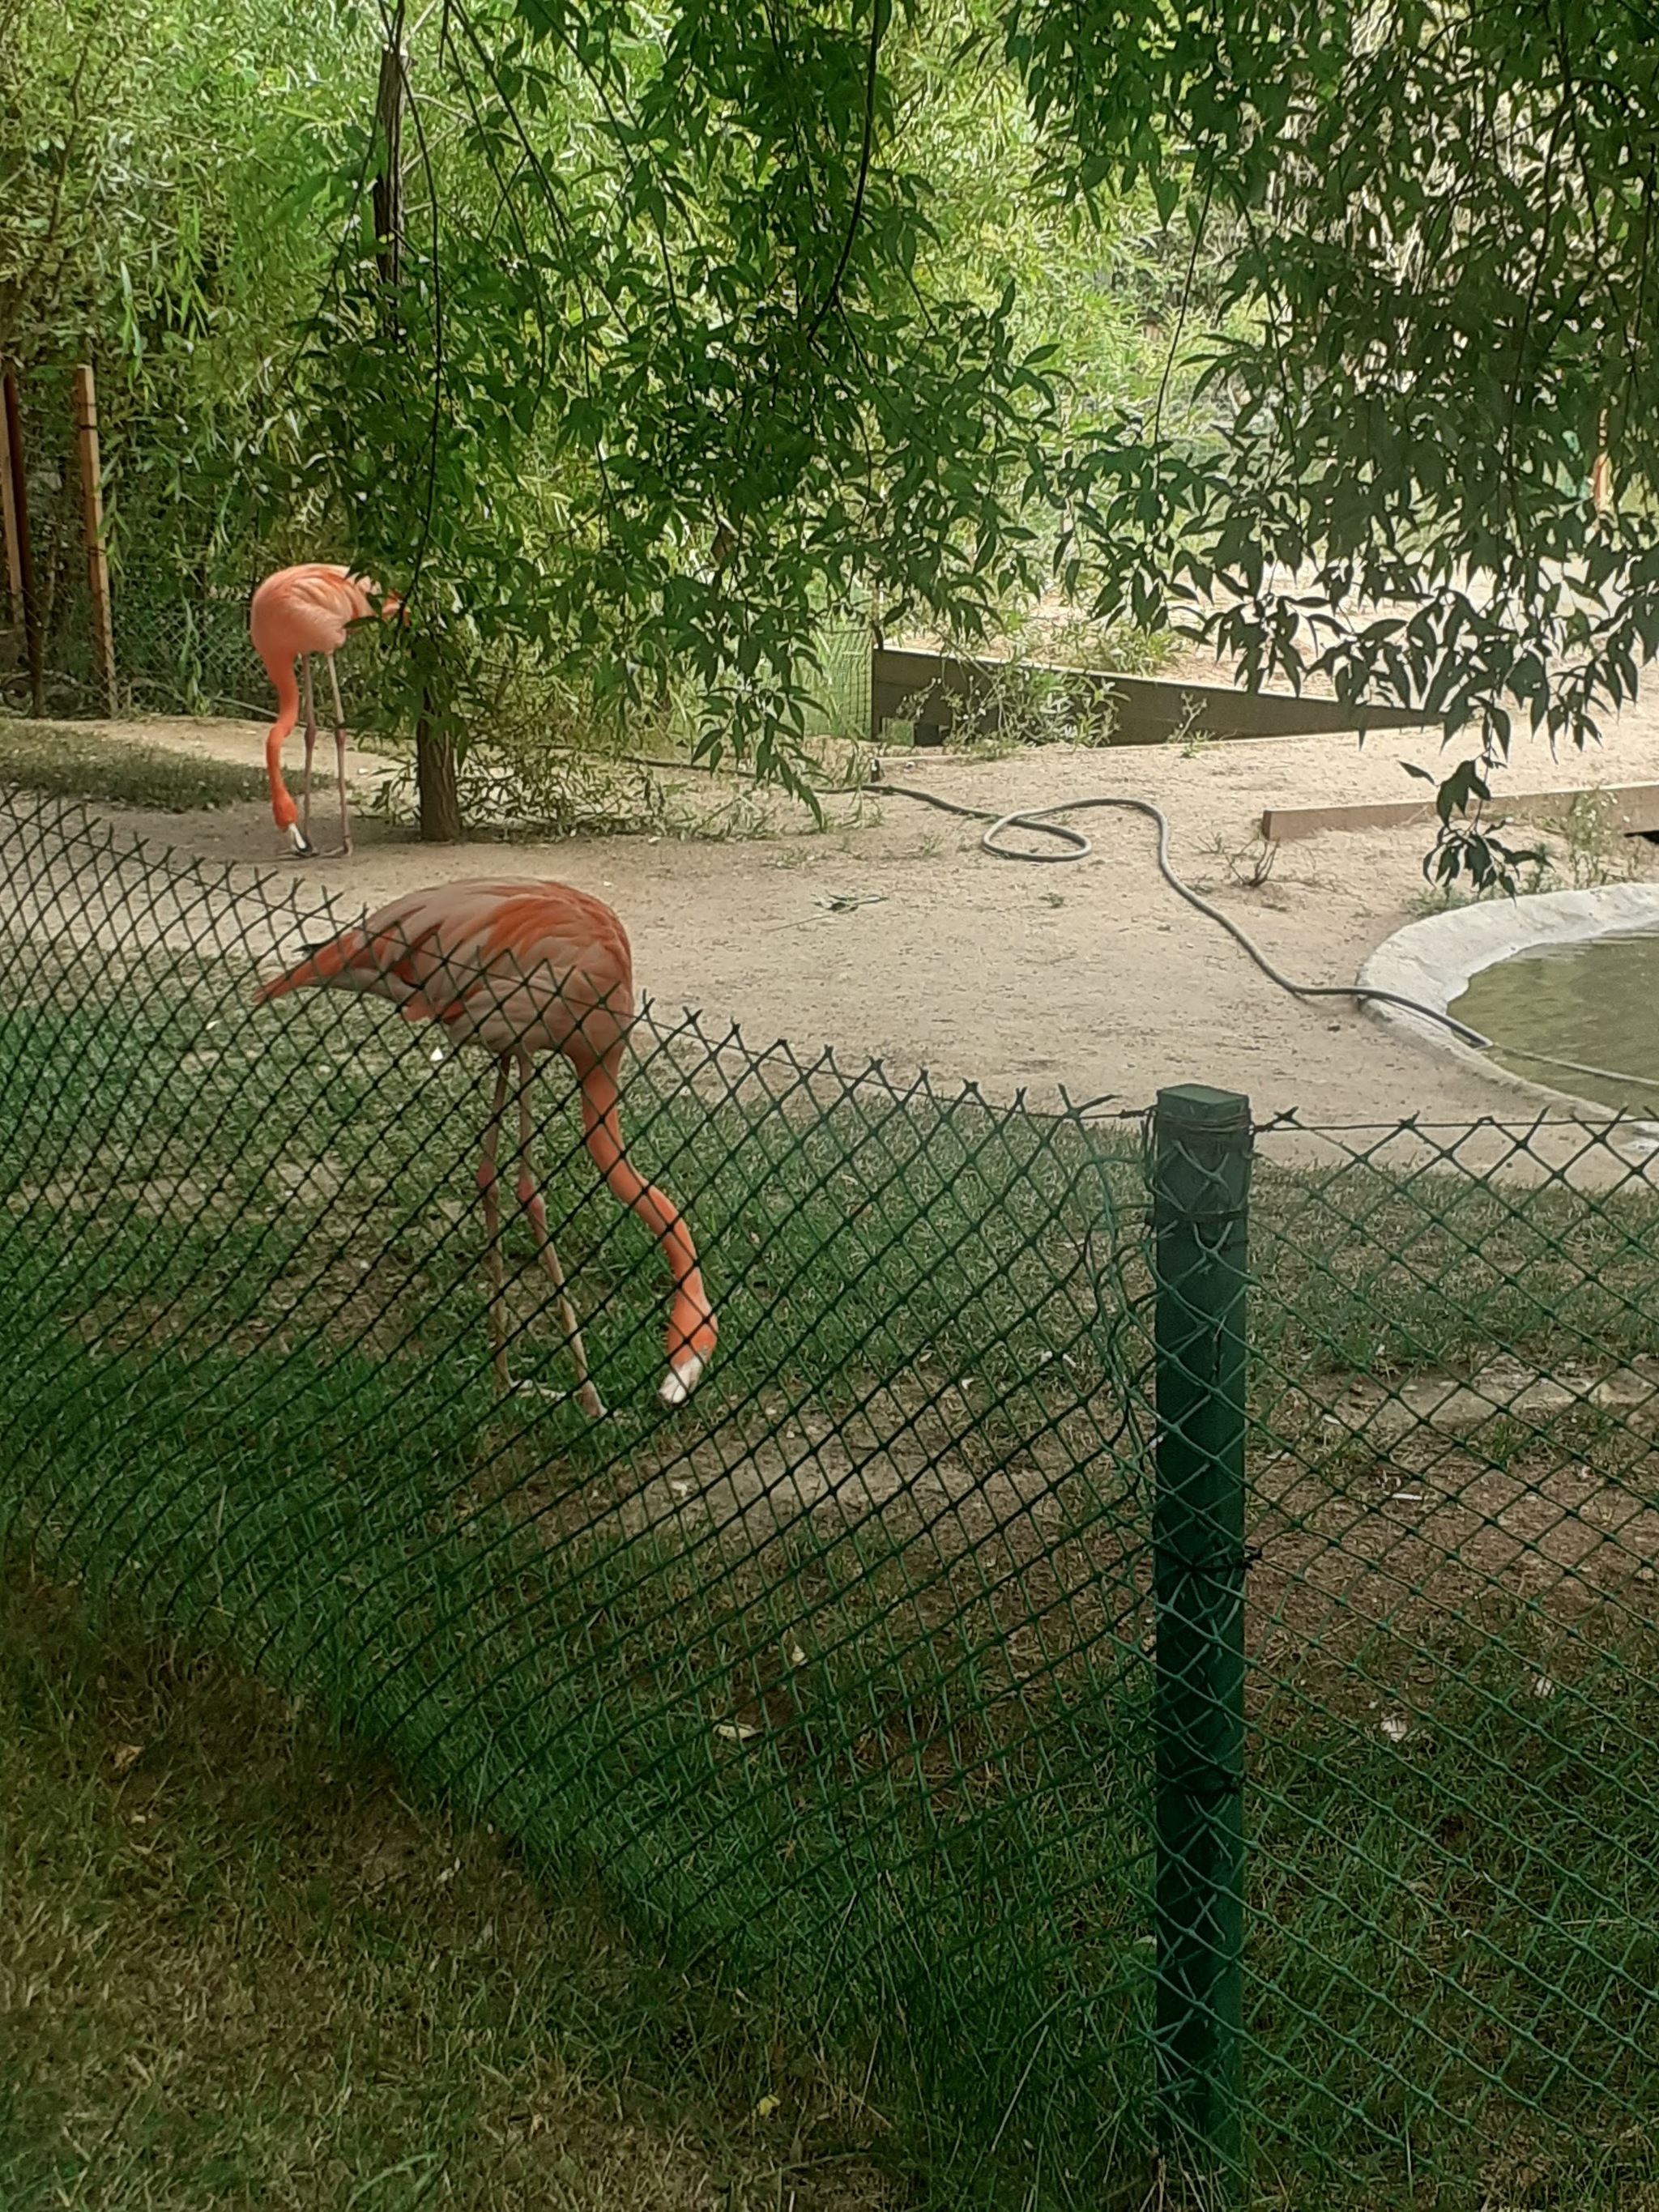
top-left (1155, 1084), bottom-right (1251, 1131)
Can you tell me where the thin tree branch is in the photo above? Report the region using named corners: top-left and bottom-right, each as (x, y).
top-left (801, 0), bottom-right (885, 345)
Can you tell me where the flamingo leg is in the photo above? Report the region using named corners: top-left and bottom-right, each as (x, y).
top-left (298, 654), bottom-right (320, 852)
top-left (477, 1054), bottom-right (514, 1396)
top-left (324, 652), bottom-right (352, 855)
top-left (514, 1051), bottom-right (607, 1420)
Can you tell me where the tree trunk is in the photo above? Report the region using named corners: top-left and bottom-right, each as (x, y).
top-left (372, 30), bottom-right (404, 310)
top-left (377, 17), bottom-right (453, 835)
top-left (416, 691), bottom-right (462, 842)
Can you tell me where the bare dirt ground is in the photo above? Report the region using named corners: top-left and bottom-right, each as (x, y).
top-left (42, 671), bottom-right (1659, 1124)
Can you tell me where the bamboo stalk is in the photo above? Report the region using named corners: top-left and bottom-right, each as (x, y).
top-left (74, 363), bottom-right (118, 715)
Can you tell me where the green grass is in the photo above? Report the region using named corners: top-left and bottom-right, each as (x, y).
top-left (7, 796), bottom-right (1659, 2206)
top-left (1249, 1143), bottom-right (1659, 1377)
top-left (0, 1560), bottom-right (895, 2211)
top-left (0, 718), bottom-right (268, 811)
top-left (1243, 1622), bottom-right (1659, 2209)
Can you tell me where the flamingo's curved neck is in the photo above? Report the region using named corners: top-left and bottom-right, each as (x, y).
top-left (578, 1066), bottom-right (716, 1370)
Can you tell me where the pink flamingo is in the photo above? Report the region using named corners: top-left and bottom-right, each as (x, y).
top-left (254, 878), bottom-right (717, 1413)
top-left (249, 563), bottom-right (401, 858)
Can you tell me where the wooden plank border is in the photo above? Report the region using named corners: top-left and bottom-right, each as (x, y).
top-left (1260, 784), bottom-right (1659, 843)
top-left (871, 644), bottom-right (1437, 749)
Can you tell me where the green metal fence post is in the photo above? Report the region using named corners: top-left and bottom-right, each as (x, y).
top-left (1152, 1083), bottom-right (1252, 2195)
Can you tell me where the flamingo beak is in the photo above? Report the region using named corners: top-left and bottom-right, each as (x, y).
top-left (659, 1352), bottom-right (706, 1408)
top-left (288, 823), bottom-right (314, 857)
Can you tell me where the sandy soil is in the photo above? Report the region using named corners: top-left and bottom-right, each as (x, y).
top-left (37, 680), bottom-right (1659, 1124)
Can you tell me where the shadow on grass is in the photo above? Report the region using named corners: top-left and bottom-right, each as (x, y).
top-left (0, 1558), bottom-right (898, 2212)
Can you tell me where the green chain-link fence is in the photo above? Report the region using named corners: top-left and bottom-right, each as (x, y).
top-left (2, 363), bottom-right (876, 755)
top-left (1, 361), bottom-right (269, 721)
top-left (4, 786), bottom-right (1659, 2208)
top-left (1, 362), bottom-right (875, 740)
top-left (1242, 1106), bottom-right (1659, 2209)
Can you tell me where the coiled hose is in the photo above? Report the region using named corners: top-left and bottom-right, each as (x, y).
top-left (617, 741), bottom-right (1656, 1103)
top-left (872, 776), bottom-right (1496, 1051)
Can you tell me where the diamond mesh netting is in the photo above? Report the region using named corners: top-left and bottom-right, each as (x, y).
top-left (4, 786), bottom-right (1658, 2207)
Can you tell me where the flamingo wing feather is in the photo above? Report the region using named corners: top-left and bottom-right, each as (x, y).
top-left (253, 881), bottom-right (634, 1059)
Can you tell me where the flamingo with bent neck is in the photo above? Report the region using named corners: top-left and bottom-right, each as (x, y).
top-left (254, 876), bottom-right (717, 1413)
top-left (250, 563), bottom-right (401, 857)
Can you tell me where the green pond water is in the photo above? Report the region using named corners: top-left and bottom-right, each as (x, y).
top-left (1450, 927), bottom-right (1659, 1115)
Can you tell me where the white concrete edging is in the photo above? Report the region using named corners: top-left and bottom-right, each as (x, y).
top-left (1357, 884), bottom-right (1659, 1111)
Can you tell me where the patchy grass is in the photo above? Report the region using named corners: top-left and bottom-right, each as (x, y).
top-left (0, 720), bottom-right (267, 811)
top-left (0, 1558), bottom-right (896, 2212)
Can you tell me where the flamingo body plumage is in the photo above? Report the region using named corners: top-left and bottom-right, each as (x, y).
top-left (249, 563), bottom-right (399, 858)
top-left (254, 878), bottom-right (716, 1410)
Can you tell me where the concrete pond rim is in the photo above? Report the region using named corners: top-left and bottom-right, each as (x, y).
top-left (1356, 884), bottom-right (1659, 1120)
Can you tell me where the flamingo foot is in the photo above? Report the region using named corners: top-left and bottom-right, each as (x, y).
top-left (659, 1351), bottom-right (706, 1408)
